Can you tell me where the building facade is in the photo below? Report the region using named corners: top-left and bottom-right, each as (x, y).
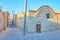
top-left (3, 11), bottom-right (9, 30)
top-left (13, 14), bottom-right (17, 26)
top-left (0, 6), bottom-right (4, 31)
top-left (16, 5), bottom-right (60, 32)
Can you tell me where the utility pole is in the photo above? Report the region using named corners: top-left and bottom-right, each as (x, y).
top-left (24, 0), bottom-right (27, 35)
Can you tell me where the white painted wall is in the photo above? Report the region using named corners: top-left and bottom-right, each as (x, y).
top-left (16, 18), bottom-right (24, 29)
top-left (0, 12), bottom-right (4, 30)
top-left (16, 16), bottom-right (60, 32)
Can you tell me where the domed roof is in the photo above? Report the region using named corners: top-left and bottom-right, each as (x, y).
top-left (37, 5), bottom-right (54, 12)
top-left (36, 5), bottom-right (55, 18)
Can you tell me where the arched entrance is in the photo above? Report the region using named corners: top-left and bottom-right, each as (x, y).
top-left (36, 21), bottom-right (41, 33)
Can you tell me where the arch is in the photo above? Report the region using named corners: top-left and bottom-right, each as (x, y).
top-left (36, 21), bottom-right (41, 32)
top-left (36, 5), bottom-right (55, 18)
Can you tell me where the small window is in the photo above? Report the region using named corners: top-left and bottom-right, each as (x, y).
top-left (0, 9), bottom-right (1, 12)
top-left (46, 13), bottom-right (50, 19)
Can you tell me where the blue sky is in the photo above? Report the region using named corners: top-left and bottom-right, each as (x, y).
top-left (0, 0), bottom-right (60, 16)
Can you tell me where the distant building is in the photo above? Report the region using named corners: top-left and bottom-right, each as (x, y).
top-left (13, 14), bottom-right (17, 26)
top-left (8, 17), bottom-right (12, 25)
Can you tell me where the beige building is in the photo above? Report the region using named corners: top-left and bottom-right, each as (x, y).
top-left (0, 6), bottom-right (9, 30)
top-left (16, 5), bottom-right (60, 32)
top-left (16, 12), bottom-right (24, 28)
top-left (3, 11), bottom-right (9, 30)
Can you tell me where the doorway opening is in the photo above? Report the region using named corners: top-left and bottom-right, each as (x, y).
top-left (36, 21), bottom-right (41, 33)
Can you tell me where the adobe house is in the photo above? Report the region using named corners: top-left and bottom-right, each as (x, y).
top-left (16, 5), bottom-right (60, 32)
top-left (2, 11), bottom-right (9, 30)
top-left (27, 5), bottom-right (60, 32)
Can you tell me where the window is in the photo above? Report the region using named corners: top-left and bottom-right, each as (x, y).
top-left (46, 13), bottom-right (50, 19)
top-left (0, 9), bottom-right (1, 12)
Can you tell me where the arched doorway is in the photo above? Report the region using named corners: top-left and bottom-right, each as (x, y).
top-left (36, 21), bottom-right (41, 33)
